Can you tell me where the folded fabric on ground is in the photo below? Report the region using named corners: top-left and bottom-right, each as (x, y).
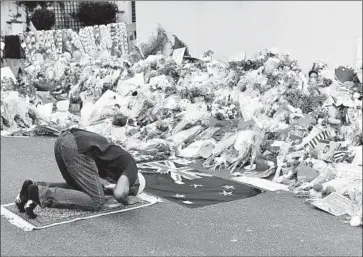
top-left (139, 160), bottom-right (262, 208)
top-left (1, 193), bottom-right (160, 231)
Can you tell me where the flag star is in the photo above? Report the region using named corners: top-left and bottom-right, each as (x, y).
top-left (190, 184), bottom-right (203, 188)
top-left (222, 185), bottom-right (235, 190)
top-left (220, 190), bottom-right (233, 196)
top-left (182, 200), bottom-right (193, 205)
top-left (174, 194), bottom-right (186, 198)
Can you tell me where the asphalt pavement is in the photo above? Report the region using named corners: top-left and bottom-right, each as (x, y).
top-left (1, 137), bottom-right (362, 256)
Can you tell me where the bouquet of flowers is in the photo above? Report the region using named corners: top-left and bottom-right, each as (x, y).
top-left (211, 98), bottom-right (240, 120)
top-left (280, 70), bottom-right (301, 90)
top-left (108, 23), bottom-right (128, 57)
top-left (150, 76), bottom-right (174, 92)
top-left (318, 69), bottom-right (335, 87)
top-left (284, 88), bottom-right (327, 114)
top-left (54, 29), bottom-right (64, 56)
top-left (69, 29), bottom-right (85, 53)
top-left (203, 132), bottom-right (239, 170)
top-left (99, 25), bottom-right (112, 52)
top-left (178, 86), bottom-right (214, 103)
top-left (237, 69), bottom-right (267, 93)
top-left (79, 26), bottom-right (98, 57)
top-left (43, 30), bottom-right (57, 60)
top-left (22, 32), bottom-right (35, 63)
top-left (62, 30), bottom-right (74, 54)
top-left (22, 31), bottom-right (51, 64)
top-left (156, 59), bottom-right (181, 83)
top-left (1, 77), bottom-right (16, 91)
top-left (315, 59), bottom-right (329, 71)
top-left (277, 52), bottom-right (299, 70)
top-left (139, 119), bottom-right (172, 141)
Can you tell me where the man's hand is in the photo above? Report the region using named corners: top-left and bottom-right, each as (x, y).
top-left (113, 175), bottom-right (130, 205)
top-left (100, 177), bottom-right (111, 187)
top-left (100, 177), bottom-right (116, 195)
top-left (103, 183), bottom-right (116, 195)
top-left (104, 184), bottom-right (116, 190)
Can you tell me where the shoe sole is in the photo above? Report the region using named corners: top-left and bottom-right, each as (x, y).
top-left (15, 195), bottom-right (25, 213)
top-left (24, 200), bottom-right (38, 219)
top-left (15, 180), bottom-right (33, 213)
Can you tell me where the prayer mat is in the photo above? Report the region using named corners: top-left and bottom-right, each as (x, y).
top-left (1, 193), bottom-right (161, 231)
top-left (139, 160), bottom-right (262, 208)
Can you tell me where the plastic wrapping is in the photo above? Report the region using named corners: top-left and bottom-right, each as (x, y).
top-left (178, 139), bottom-right (216, 159)
top-left (168, 125), bottom-right (203, 147)
top-left (37, 103), bottom-right (53, 121)
top-left (2, 91), bottom-right (30, 128)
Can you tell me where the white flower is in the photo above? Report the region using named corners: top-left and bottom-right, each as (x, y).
top-left (319, 69), bottom-right (335, 80)
top-left (315, 59), bottom-right (328, 69)
top-left (281, 51), bottom-right (290, 57)
top-left (269, 47), bottom-right (279, 55)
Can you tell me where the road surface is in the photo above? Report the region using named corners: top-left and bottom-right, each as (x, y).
top-left (1, 137), bottom-right (362, 256)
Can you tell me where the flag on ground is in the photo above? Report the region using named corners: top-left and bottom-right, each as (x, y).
top-left (139, 160), bottom-right (262, 208)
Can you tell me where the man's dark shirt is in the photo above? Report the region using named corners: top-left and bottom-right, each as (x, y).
top-left (70, 128), bottom-right (138, 185)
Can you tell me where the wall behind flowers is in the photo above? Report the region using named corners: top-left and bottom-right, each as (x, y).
top-left (136, 1), bottom-right (362, 72)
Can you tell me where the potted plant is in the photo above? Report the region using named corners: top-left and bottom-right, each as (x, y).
top-left (74, 2), bottom-right (118, 26)
top-left (30, 8), bottom-right (55, 31)
top-left (15, 1), bottom-right (51, 30)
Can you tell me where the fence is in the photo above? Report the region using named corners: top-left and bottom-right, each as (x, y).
top-left (52, 1), bottom-right (117, 31)
top-left (52, 1), bottom-right (83, 31)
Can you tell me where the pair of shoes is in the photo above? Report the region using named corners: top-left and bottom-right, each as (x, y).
top-left (15, 180), bottom-right (40, 219)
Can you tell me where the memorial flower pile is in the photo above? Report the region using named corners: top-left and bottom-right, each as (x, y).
top-left (1, 25), bottom-right (362, 226)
